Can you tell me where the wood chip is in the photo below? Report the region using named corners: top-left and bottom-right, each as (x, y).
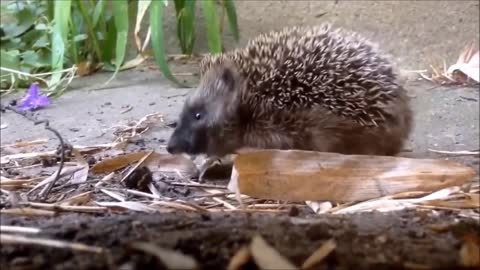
top-left (228, 150), bottom-right (476, 203)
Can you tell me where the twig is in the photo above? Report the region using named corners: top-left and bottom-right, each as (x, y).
top-left (2, 105), bottom-right (66, 201)
top-left (20, 202), bottom-right (107, 213)
top-left (0, 207), bottom-right (56, 216)
top-left (428, 149), bottom-right (480, 156)
top-left (0, 225), bottom-right (41, 234)
top-left (1, 234), bottom-right (104, 253)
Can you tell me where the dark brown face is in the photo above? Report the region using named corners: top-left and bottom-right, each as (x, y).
top-left (166, 97), bottom-right (210, 155)
top-left (166, 63), bottom-right (243, 156)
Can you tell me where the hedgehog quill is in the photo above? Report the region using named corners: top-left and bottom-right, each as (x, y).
top-left (166, 24), bottom-right (413, 181)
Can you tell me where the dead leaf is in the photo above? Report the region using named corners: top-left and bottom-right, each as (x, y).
top-left (130, 242), bottom-right (199, 270)
top-left (1, 151), bottom-right (55, 164)
top-left (329, 186), bottom-right (462, 214)
top-left (58, 191), bottom-right (93, 206)
top-left (99, 189), bottom-right (126, 202)
top-left (460, 233), bottom-right (480, 267)
top-left (120, 54), bottom-right (146, 71)
top-left (29, 165), bottom-right (85, 193)
top-left (76, 61), bottom-right (100, 76)
top-left (91, 152), bottom-right (148, 174)
top-left (228, 150), bottom-right (476, 203)
top-left (134, 0), bottom-right (152, 52)
top-left (71, 164), bottom-right (89, 184)
top-left (250, 235), bottom-right (298, 270)
top-left (420, 193), bottom-right (480, 209)
top-left (144, 152), bottom-right (198, 176)
top-left (119, 151), bottom-right (154, 183)
top-left (447, 43), bottom-right (479, 83)
top-left (94, 172), bottom-right (116, 187)
top-left (302, 239), bottom-right (336, 269)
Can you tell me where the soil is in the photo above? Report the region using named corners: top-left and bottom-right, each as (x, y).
top-left (1, 209), bottom-right (480, 270)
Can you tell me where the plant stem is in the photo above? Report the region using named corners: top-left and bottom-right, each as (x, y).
top-left (68, 16), bottom-right (79, 64)
top-left (76, 0), bottom-right (103, 62)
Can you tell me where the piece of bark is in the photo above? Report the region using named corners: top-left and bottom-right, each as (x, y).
top-left (227, 150), bottom-right (476, 203)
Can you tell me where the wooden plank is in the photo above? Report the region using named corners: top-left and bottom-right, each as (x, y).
top-left (227, 150), bottom-right (476, 203)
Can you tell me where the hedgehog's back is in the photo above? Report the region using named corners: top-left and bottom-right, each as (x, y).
top-left (200, 24), bottom-right (406, 127)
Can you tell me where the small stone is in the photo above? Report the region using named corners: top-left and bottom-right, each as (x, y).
top-left (123, 166), bottom-right (152, 192)
top-left (86, 156), bottom-right (96, 165)
top-left (375, 235), bottom-right (388, 244)
top-left (149, 102), bottom-right (156, 106)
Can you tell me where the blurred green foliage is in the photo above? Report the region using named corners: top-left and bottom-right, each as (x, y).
top-left (0, 0), bottom-right (240, 95)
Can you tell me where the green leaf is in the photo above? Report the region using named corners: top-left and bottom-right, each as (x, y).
top-left (150, 0), bottom-right (186, 87)
top-left (176, 0), bottom-right (196, 54)
top-left (0, 49), bottom-right (20, 88)
top-left (32, 35), bottom-right (50, 48)
top-left (201, 0), bottom-right (222, 53)
top-left (102, 18), bottom-right (117, 62)
top-left (20, 50), bottom-right (49, 71)
top-left (2, 7), bottom-right (36, 38)
top-left (92, 0), bottom-right (105, 27)
top-left (0, 49), bottom-right (20, 71)
top-left (0, 37), bottom-right (23, 51)
top-left (223, 0), bottom-right (240, 42)
top-left (50, 0), bottom-right (72, 88)
top-left (20, 29), bottom-right (47, 48)
top-left (102, 0), bottom-right (129, 85)
top-left (76, 0), bottom-right (102, 62)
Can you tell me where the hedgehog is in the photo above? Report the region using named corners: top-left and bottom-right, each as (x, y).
top-left (166, 23), bottom-right (413, 181)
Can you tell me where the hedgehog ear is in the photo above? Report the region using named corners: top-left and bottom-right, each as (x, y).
top-left (219, 65), bottom-right (238, 91)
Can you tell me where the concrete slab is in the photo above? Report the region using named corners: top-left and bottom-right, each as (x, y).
top-left (1, 70), bottom-right (478, 160)
top-left (158, 0), bottom-right (480, 70)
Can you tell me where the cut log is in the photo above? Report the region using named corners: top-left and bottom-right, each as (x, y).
top-left (227, 150), bottom-right (476, 203)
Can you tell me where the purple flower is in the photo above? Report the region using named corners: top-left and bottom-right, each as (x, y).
top-left (17, 83), bottom-right (50, 111)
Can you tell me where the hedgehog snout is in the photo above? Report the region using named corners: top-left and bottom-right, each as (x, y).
top-left (166, 128), bottom-right (190, 154)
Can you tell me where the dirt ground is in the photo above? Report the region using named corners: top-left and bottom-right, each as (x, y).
top-left (1, 209), bottom-right (480, 270)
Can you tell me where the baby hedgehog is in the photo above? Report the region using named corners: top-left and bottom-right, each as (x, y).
top-left (167, 24), bottom-right (413, 178)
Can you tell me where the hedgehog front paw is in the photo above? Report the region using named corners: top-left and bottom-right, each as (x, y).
top-left (197, 156), bottom-right (222, 183)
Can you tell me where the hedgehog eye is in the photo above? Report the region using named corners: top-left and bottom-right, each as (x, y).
top-left (194, 112), bottom-right (202, 120)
